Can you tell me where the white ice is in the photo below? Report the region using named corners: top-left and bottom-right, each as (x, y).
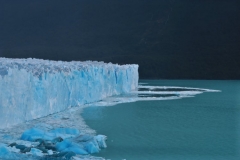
top-left (0, 58), bottom-right (138, 128)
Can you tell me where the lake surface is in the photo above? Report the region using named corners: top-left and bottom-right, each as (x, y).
top-left (82, 80), bottom-right (240, 160)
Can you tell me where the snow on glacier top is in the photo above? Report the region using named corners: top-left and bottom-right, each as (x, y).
top-left (0, 57), bottom-right (138, 77)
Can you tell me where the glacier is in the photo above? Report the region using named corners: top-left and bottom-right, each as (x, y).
top-left (0, 58), bottom-right (139, 128)
top-left (0, 58), bottom-right (222, 159)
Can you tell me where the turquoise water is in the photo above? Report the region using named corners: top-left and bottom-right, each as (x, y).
top-left (82, 80), bottom-right (240, 160)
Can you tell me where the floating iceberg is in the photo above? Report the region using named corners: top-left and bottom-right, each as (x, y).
top-left (0, 58), bottom-right (139, 128)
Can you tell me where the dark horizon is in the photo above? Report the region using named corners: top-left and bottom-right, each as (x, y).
top-left (0, 0), bottom-right (240, 79)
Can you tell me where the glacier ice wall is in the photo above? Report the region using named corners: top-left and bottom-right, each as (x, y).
top-left (0, 58), bottom-right (138, 128)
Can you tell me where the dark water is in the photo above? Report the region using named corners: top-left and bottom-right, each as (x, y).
top-left (82, 80), bottom-right (240, 160)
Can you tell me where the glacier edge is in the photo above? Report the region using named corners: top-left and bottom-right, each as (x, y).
top-left (0, 58), bottom-right (139, 128)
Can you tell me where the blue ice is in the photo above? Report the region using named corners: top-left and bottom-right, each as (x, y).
top-left (18, 127), bottom-right (107, 156)
top-left (0, 58), bottom-right (139, 128)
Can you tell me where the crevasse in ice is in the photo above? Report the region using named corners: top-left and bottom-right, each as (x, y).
top-left (0, 58), bottom-right (139, 128)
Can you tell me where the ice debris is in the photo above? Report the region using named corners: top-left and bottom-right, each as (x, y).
top-left (1, 127), bottom-right (107, 159)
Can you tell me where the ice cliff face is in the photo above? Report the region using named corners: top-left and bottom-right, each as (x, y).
top-left (0, 58), bottom-right (138, 128)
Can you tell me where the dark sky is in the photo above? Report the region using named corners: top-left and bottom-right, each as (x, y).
top-left (0, 0), bottom-right (240, 79)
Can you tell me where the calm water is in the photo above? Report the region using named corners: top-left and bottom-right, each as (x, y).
top-left (82, 80), bottom-right (240, 160)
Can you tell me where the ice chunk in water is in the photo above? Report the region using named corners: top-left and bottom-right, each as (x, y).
top-left (20, 128), bottom-right (55, 141)
top-left (29, 148), bottom-right (44, 157)
top-left (0, 144), bottom-right (18, 159)
top-left (95, 135), bottom-right (107, 148)
top-left (56, 140), bottom-right (88, 155)
top-left (0, 144), bottom-right (9, 155)
top-left (85, 142), bottom-right (100, 154)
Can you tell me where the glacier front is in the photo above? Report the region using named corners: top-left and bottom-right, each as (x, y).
top-left (0, 58), bottom-right (139, 128)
